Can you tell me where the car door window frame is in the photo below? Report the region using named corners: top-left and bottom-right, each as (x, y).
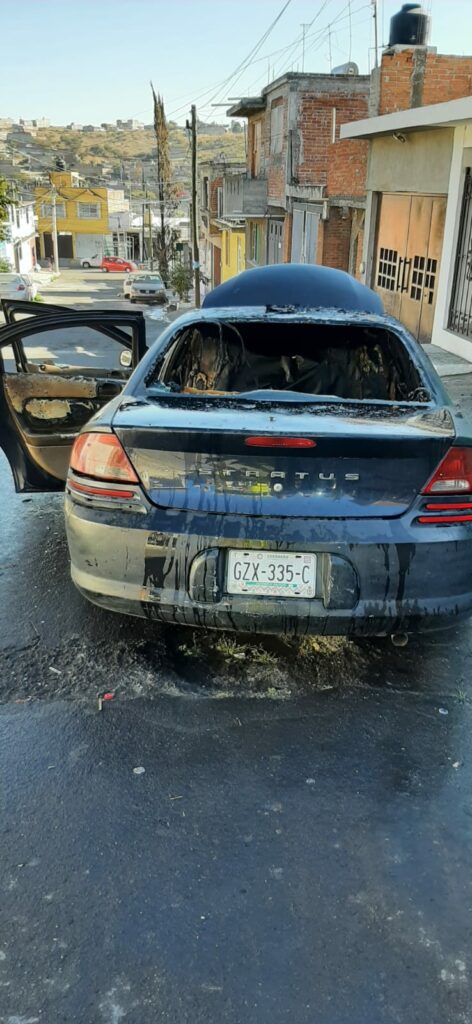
top-left (0, 305), bottom-right (147, 372)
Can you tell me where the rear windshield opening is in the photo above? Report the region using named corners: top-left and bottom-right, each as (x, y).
top-left (154, 320), bottom-right (429, 403)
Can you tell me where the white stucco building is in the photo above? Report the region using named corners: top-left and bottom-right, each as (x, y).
top-left (0, 200), bottom-right (37, 272)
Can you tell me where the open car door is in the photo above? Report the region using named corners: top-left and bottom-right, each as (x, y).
top-left (1, 299), bottom-right (137, 355)
top-left (1, 298), bottom-right (73, 324)
top-left (0, 310), bottom-right (147, 492)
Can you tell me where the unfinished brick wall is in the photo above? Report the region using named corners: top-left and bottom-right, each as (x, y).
top-left (379, 49), bottom-right (472, 114)
top-left (297, 97), bottom-right (332, 186)
top-left (327, 96), bottom-right (369, 198)
top-left (296, 88), bottom-right (369, 198)
top-left (422, 53), bottom-right (472, 105)
top-left (321, 208), bottom-right (352, 271)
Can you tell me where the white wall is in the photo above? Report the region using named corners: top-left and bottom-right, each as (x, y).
top-left (74, 233), bottom-right (112, 258)
top-left (432, 125), bottom-right (472, 361)
top-left (3, 203), bottom-right (37, 272)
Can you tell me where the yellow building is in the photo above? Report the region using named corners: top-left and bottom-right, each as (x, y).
top-left (220, 225), bottom-right (245, 283)
top-left (35, 171), bottom-right (129, 263)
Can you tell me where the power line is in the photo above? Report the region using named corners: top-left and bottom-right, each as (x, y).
top-left (159, 0), bottom-right (293, 123)
top-left (231, 0), bottom-right (370, 99)
top-left (199, 0), bottom-right (294, 116)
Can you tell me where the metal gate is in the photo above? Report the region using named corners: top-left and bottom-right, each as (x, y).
top-left (291, 206), bottom-right (320, 264)
top-left (268, 220), bottom-right (284, 264)
top-left (449, 167), bottom-right (472, 336)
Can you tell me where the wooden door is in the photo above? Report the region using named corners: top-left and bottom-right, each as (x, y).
top-left (375, 194), bottom-right (446, 342)
top-left (375, 194), bottom-right (410, 319)
top-left (212, 244), bottom-right (221, 287)
top-left (398, 195), bottom-right (433, 339)
top-left (418, 198), bottom-right (446, 341)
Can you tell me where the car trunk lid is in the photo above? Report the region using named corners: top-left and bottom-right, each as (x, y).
top-left (113, 401), bottom-right (455, 519)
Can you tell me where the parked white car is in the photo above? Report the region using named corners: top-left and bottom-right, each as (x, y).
top-left (0, 273), bottom-right (37, 301)
top-left (126, 272), bottom-right (167, 305)
top-left (80, 254), bottom-right (102, 269)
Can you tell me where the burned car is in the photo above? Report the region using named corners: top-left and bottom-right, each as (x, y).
top-left (1, 264), bottom-right (472, 639)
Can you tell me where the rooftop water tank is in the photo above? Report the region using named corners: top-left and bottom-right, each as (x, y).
top-left (331, 61), bottom-right (359, 76)
top-left (389, 3), bottom-right (430, 47)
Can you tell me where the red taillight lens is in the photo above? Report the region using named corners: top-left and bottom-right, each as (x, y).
top-left (422, 447), bottom-right (472, 495)
top-left (245, 436), bottom-right (316, 448)
top-left (70, 433), bottom-right (138, 483)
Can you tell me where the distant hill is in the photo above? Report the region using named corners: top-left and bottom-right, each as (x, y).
top-left (35, 125), bottom-right (246, 192)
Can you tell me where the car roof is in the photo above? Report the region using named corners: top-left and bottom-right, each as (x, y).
top-left (203, 263), bottom-right (383, 315)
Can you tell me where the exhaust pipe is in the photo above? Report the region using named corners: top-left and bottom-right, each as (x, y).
top-left (391, 633), bottom-right (409, 647)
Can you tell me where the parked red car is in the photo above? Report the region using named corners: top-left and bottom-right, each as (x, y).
top-left (101, 256), bottom-right (138, 273)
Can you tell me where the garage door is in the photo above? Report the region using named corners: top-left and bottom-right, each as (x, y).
top-left (375, 194), bottom-right (446, 343)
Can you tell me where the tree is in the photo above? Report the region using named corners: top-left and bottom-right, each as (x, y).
top-left (0, 176), bottom-right (13, 242)
top-left (170, 260), bottom-right (193, 300)
top-left (151, 83), bottom-right (172, 281)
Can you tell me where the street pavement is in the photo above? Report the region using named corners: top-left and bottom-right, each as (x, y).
top-left (1, 270), bottom-right (472, 1022)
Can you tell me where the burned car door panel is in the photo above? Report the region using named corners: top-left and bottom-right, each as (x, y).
top-left (0, 311), bottom-right (147, 491)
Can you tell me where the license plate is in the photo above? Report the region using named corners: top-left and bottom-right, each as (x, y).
top-left (226, 550), bottom-right (316, 598)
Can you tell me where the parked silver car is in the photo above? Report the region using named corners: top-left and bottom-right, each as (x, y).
top-left (127, 273), bottom-right (167, 305)
top-left (0, 273), bottom-right (36, 302)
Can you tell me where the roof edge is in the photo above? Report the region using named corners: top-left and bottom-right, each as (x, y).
top-left (341, 95), bottom-right (472, 139)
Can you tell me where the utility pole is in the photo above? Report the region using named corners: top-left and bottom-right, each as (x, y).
top-left (189, 105), bottom-right (200, 308)
top-left (372, 0), bottom-right (379, 68)
top-left (148, 203), bottom-right (153, 270)
top-left (328, 24), bottom-right (333, 72)
top-left (140, 201), bottom-right (145, 262)
top-left (50, 185), bottom-right (59, 274)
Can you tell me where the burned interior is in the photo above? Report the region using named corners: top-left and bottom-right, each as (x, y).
top-left (151, 320), bottom-right (428, 402)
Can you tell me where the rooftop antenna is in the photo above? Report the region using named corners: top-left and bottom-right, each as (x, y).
top-left (372, 0), bottom-right (379, 68)
top-left (301, 22), bottom-right (310, 72)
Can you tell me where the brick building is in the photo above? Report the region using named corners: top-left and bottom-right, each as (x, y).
top-left (227, 71), bottom-right (370, 276)
top-left (342, 46), bottom-right (472, 350)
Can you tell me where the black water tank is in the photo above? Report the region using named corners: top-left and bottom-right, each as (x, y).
top-left (389, 3), bottom-right (429, 46)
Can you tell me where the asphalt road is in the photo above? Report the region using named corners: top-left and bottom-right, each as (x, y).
top-left (0, 267), bottom-right (183, 369)
top-left (1, 271), bottom-right (472, 1023)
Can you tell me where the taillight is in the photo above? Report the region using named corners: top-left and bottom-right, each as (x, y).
top-left (245, 436), bottom-right (316, 448)
top-left (70, 432), bottom-right (138, 482)
top-left (422, 447), bottom-right (472, 495)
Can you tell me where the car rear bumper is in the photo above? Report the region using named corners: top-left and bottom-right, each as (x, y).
top-left (65, 498), bottom-right (472, 636)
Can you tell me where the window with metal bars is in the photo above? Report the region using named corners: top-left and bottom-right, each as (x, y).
top-left (449, 167), bottom-right (472, 336)
top-left (410, 255), bottom-right (425, 301)
top-left (377, 247), bottom-right (398, 291)
top-left (424, 258), bottom-right (437, 305)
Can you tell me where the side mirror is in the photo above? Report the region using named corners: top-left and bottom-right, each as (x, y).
top-left (120, 349), bottom-right (132, 369)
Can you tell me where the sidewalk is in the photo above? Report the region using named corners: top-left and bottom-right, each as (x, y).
top-left (424, 343), bottom-right (472, 378)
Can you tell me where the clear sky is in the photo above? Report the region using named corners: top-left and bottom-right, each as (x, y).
top-left (1, 0), bottom-right (471, 126)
